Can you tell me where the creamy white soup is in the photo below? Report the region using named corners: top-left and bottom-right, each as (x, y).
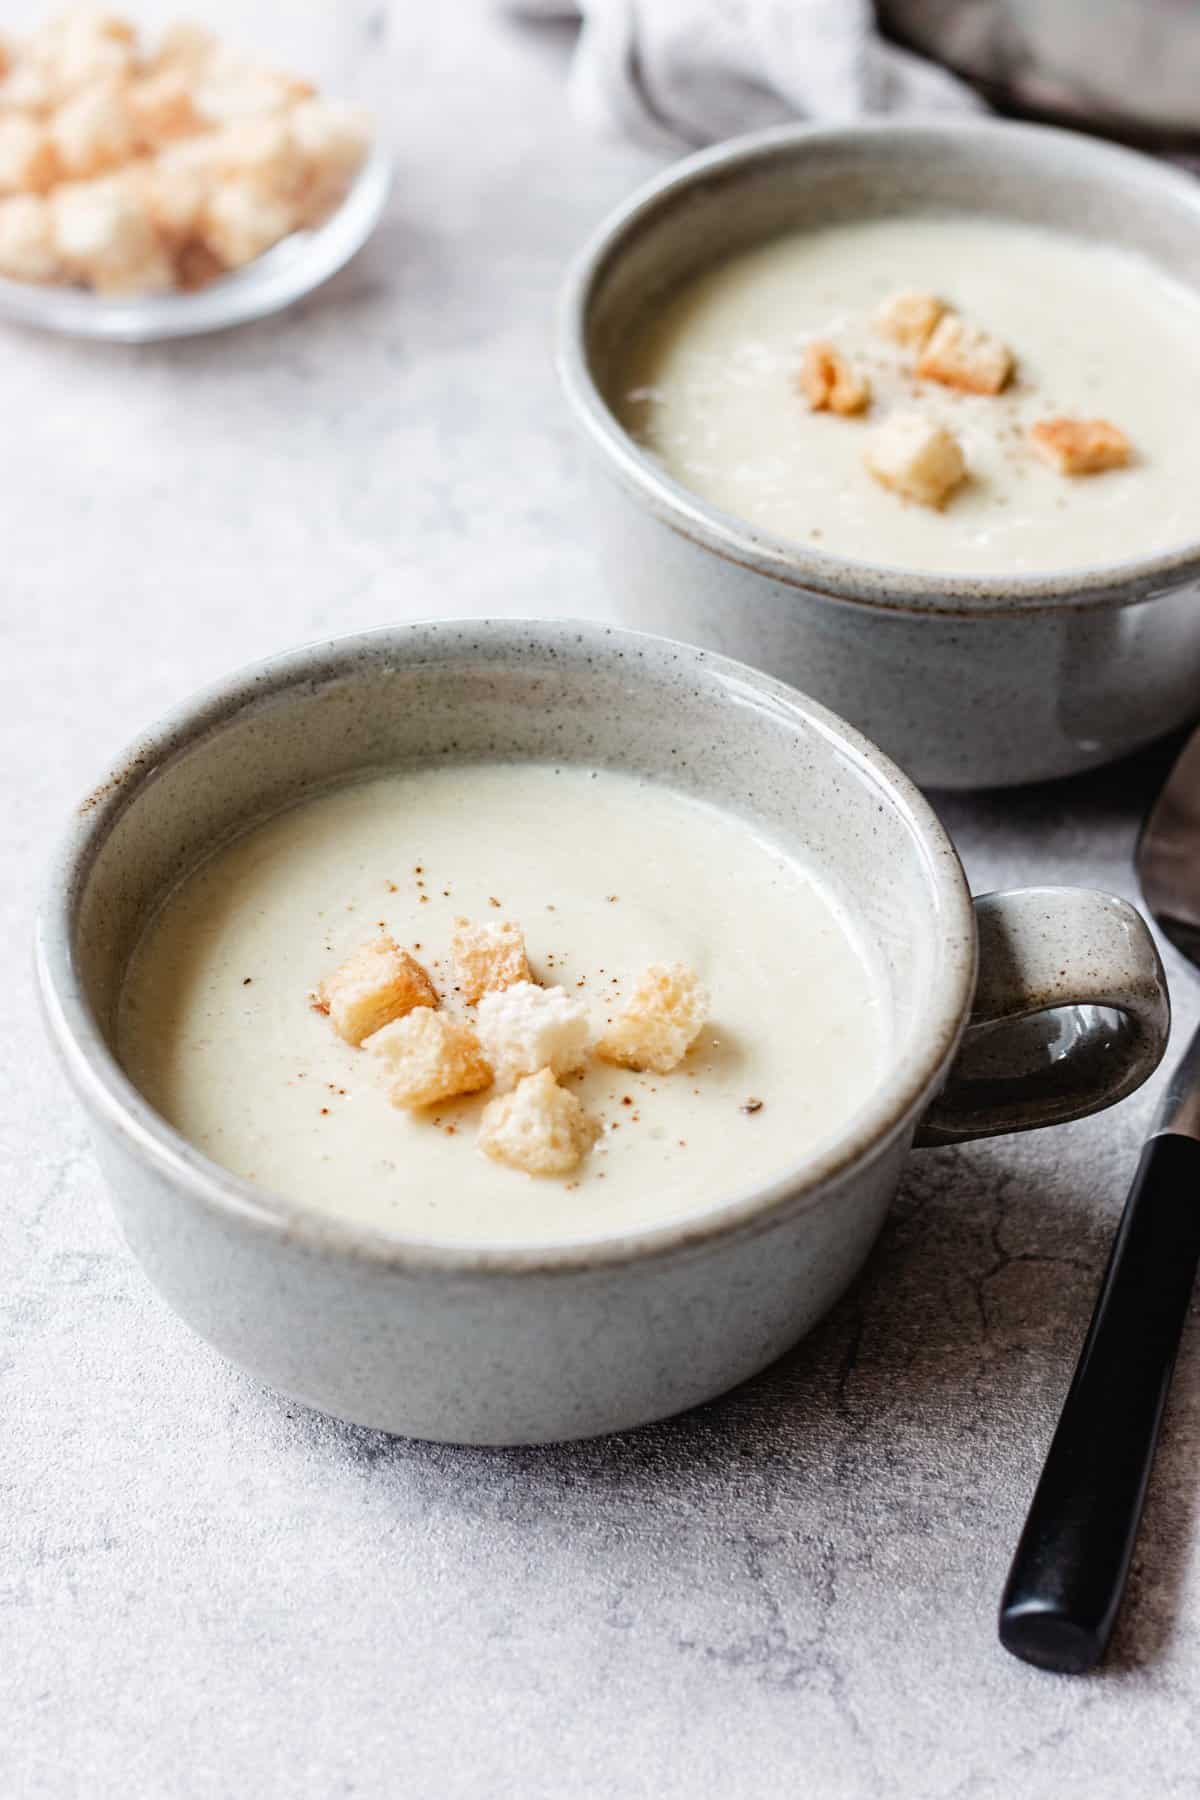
top-left (618, 214), bottom-right (1200, 574)
top-left (118, 764), bottom-right (888, 1246)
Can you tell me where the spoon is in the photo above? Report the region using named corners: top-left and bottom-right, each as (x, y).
top-left (998, 731), bottom-right (1200, 1673)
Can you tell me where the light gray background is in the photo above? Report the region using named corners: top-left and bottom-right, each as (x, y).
top-left (5, 6), bottom-right (1199, 1796)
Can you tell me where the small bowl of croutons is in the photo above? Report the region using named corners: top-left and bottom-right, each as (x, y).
top-left (0, 7), bottom-right (390, 340)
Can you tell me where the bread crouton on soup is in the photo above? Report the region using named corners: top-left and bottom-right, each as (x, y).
top-left (475, 980), bottom-right (591, 1089)
top-left (874, 289), bottom-right (945, 350)
top-left (366, 1008), bottom-right (492, 1110)
top-left (451, 917), bottom-right (532, 1003)
top-left (864, 411), bottom-right (966, 508)
top-left (917, 314), bottom-right (1013, 395)
top-left (1028, 417), bottom-right (1131, 476)
top-left (318, 936), bottom-right (438, 1046)
top-left (596, 963), bottom-right (708, 1074)
top-left (477, 1068), bottom-right (599, 1176)
top-left (799, 339), bottom-right (870, 416)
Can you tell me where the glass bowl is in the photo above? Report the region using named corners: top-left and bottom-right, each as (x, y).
top-left (0, 1), bottom-right (391, 341)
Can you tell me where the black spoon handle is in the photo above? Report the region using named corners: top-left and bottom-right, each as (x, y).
top-left (999, 1131), bottom-right (1200, 1673)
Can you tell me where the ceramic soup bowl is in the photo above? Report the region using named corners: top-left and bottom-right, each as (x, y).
top-left (558, 121), bottom-right (1200, 789)
top-left (37, 622), bottom-right (1169, 1443)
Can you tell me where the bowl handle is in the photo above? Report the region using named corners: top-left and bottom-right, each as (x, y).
top-left (915, 888), bottom-right (1170, 1148)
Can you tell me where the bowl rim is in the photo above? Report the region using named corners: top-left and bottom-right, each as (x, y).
top-left (0, 144), bottom-right (392, 344)
top-left (557, 117), bottom-right (1200, 618)
top-left (35, 617), bottom-right (977, 1274)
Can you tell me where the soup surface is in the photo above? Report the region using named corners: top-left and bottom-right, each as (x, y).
top-left (618, 214), bottom-right (1200, 575)
top-left (118, 764), bottom-right (888, 1245)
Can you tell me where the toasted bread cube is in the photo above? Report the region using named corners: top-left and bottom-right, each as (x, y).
top-left (478, 1068), bottom-right (599, 1177)
top-left (1028, 417), bottom-right (1131, 476)
top-left (798, 339), bottom-right (870, 416)
top-left (128, 70), bottom-right (203, 148)
top-left (174, 237), bottom-right (222, 290)
top-left (318, 936), bottom-right (439, 1047)
top-left (917, 314), bottom-right (1012, 395)
top-left (451, 917), bottom-right (532, 1003)
top-left (30, 11), bottom-right (136, 100)
top-left (874, 289), bottom-right (945, 350)
top-left (0, 62), bottom-right (55, 113)
top-left (90, 242), bottom-right (173, 295)
top-left (146, 134), bottom-right (218, 241)
top-left (596, 963), bottom-right (708, 1074)
top-left (291, 98), bottom-right (371, 221)
top-left (864, 411), bottom-right (966, 508)
top-left (0, 193), bottom-right (61, 281)
top-left (367, 1007), bottom-right (492, 1111)
top-left (211, 116), bottom-right (303, 196)
top-left (50, 81), bottom-right (135, 177)
top-left (51, 174), bottom-right (157, 282)
top-left (475, 981), bottom-right (591, 1090)
top-left (152, 22), bottom-right (217, 78)
top-left (200, 175), bottom-right (297, 268)
top-left (194, 57), bottom-right (293, 127)
top-left (0, 114), bottom-right (58, 193)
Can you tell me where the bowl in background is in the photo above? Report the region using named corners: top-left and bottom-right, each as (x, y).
top-left (558, 121), bottom-right (1200, 789)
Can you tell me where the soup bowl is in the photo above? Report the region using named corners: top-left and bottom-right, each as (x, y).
top-left (558, 120), bottom-right (1200, 789)
top-left (36, 621), bottom-right (1169, 1442)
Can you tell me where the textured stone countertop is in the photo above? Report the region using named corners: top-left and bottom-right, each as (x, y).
top-left (4, 8), bottom-right (1199, 1797)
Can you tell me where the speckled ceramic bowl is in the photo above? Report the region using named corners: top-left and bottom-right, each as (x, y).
top-left (559, 121), bottom-right (1200, 789)
top-left (36, 621), bottom-right (1169, 1443)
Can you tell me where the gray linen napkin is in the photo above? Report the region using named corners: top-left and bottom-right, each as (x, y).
top-left (503, 0), bottom-right (982, 150)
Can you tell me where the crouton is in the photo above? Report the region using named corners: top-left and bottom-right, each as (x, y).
top-left (475, 981), bottom-right (592, 1090)
top-left (596, 963), bottom-right (708, 1074)
top-left (193, 58), bottom-right (294, 127)
top-left (864, 411), bottom-right (966, 508)
top-left (0, 192), bottom-right (61, 281)
top-left (50, 81), bottom-right (135, 178)
top-left (478, 1068), bottom-right (599, 1176)
top-left (151, 23), bottom-right (217, 78)
top-left (318, 936), bottom-right (439, 1047)
top-left (89, 241), bottom-right (173, 294)
top-left (200, 174), bottom-right (297, 267)
top-left (290, 98), bottom-right (370, 220)
top-left (0, 114), bottom-right (58, 194)
top-left (917, 314), bottom-right (1013, 395)
top-left (211, 115), bottom-right (304, 194)
top-left (874, 289), bottom-right (945, 350)
top-left (798, 338), bottom-right (870, 416)
top-left (0, 62), bottom-right (55, 113)
top-left (29, 10), bottom-right (136, 100)
top-left (145, 133), bottom-right (218, 241)
top-left (1028, 417), bottom-right (1131, 476)
top-left (366, 1007), bottom-right (492, 1111)
top-left (127, 69), bottom-right (203, 148)
top-left (173, 236), bottom-right (222, 290)
top-left (50, 173), bottom-right (157, 282)
top-left (451, 917), bottom-right (532, 1003)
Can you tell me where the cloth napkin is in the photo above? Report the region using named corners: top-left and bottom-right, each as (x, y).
top-left (504, 0), bottom-right (983, 151)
